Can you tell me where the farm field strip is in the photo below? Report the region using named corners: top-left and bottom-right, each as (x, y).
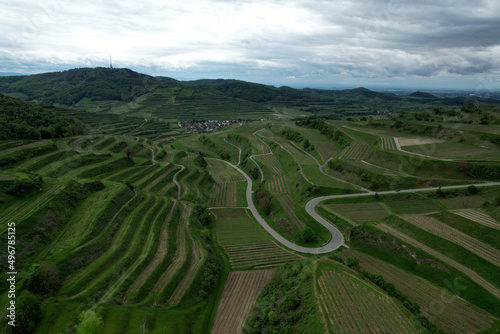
top-left (142, 166), bottom-right (175, 192)
top-left (71, 191), bottom-right (138, 254)
top-left (126, 201), bottom-right (177, 293)
top-left (377, 223), bottom-right (500, 299)
top-left (453, 209), bottom-right (500, 230)
top-left (317, 268), bottom-right (420, 334)
top-left (208, 182), bottom-right (239, 207)
top-left (267, 174), bottom-right (290, 194)
top-left (252, 154), bottom-right (283, 174)
top-left (168, 232), bottom-right (205, 305)
top-left (385, 199), bottom-right (443, 214)
top-left (274, 194), bottom-right (304, 230)
top-left (402, 215), bottom-right (500, 266)
top-left (337, 249), bottom-right (496, 333)
top-left (41, 186), bottom-right (124, 261)
top-left (153, 204), bottom-right (188, 293)
top-left (339, 141), bottom-right (370, 160)
top-left (60, 194), bottom-right (154, 294)
top-left (322, 202), bottom-right (391, 224)
top-left (277, 140), bottom-right (317, 165)
top-left (214, 208), bottom-right (303, 268)
top-left (0, 184), bottom-right (64, 230)
top-left (211, 269), bottom-right (276, 334)
top-left (381, 136), bottom-right (396, 150)
top-left (71, 197), bottom-right (164, 299)
top-left (0, 139), bottom-right (50, 155)
top-left (207, 159), bottom-right (246, 182)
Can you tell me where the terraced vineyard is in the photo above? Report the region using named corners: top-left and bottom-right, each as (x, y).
top-left (316, 265), bottom-right (421, 334)
top-left (337, 249), bottom-right (497, 333)
top-left (0, 184), bottom-right (64, 231)
top-left (385, 199), bottom-right (443, 214)
top-left (453, 209), bottom-right (500, 230)
top-left (339, 141), bottom-right (370, 160)
top-left (212, 208), bottom-right (303, 268)
top-left (2, 93), bottom-right (500, 334)
top-left (321, 202), bottom-right (390, 224)
top-left (211, 269), bottom-right (276, 334)
top-left (274, 194), bottom-right (305, 231)
top-left (380, 136), bottom-right (396, 150)
top-left (277, 140), bottom-right (317, 165)
top-left (252, 154), bottom-right (283, 174)
top-left (377, 223), bottom-right (500, 299)
top-left (401, 215), bottom-right (500, 266)
top-left (266, 174), bottom-right (290, 193)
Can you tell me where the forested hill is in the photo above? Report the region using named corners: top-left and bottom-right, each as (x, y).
top-left (0, 94), bottom-right (85, 140)
top-left (0, 67), bottom-right (498, 119)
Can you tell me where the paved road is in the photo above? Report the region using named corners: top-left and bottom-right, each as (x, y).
top-left (219, 157), bottom-right (500, 254)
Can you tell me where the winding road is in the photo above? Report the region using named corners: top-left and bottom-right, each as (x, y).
top-left (215, 132), bottom-right (500, 254)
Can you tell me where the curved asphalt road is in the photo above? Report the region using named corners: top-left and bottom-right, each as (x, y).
top-left (219, 157), bottom-right (500, 254)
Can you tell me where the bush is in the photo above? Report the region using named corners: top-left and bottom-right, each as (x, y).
top-left (467, 185), bottom-right (479, 195)
top-left (14, 291), bottom-right (41, 333)
top-left (299, 228), bottom-right (314, 243)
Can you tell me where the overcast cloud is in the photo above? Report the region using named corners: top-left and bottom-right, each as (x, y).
top-left (1, 0), bottom-right (499, 89)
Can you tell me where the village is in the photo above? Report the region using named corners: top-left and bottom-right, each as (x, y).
top-left (178, 119), bottom-right (250, 133)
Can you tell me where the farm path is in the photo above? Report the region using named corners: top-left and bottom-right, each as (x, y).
top-left (173, 164), bottom-right (185, 200)
top-left (248, 130), bottom-right (274, 182)
top-left (288, 140), bottom-right (370, 192)
top-left (149, 148), bottom-right (156, 164)
top-left (393, 137), bottom-right (454, 161)
top-left (224, 138), bottom-right (241, 166)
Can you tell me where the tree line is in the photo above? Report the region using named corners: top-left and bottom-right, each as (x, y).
top-left (0, 94), bottom-right (85, 140)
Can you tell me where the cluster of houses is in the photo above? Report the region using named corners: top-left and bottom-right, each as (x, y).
top-left (179, 119), bottom-right (250, 133)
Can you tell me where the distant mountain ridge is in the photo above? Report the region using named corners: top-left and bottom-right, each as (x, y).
top-left (0, 67), bottom-right (498, 119)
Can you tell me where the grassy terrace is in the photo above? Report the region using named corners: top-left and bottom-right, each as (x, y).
top-left (0, 106), bottom-right (499, 333)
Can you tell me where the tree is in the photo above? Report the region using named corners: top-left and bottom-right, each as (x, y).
top-left (15, 291), bottom-right (41, 333)
top-left (467, 185), bottom-right (479, 195)
top-left (299, 228), bottom-right (314, 243)
top-left (123, 147), bottom-right (135, 161)
top-left (76, 310), bottom-right (103, 334)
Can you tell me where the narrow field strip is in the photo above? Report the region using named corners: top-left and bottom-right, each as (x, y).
top-left (60, 194), bottom-right (155, 295)
top-left (402, 215), bottom-right (500, 266)
top-left (253, 154), bottom-right (283, 174)
top-left (274, 194), bottom-right (305, 231)
top-left (337, 249), bottom-right (496, 333)
top-left (214, 208), bottom-right (303, 268)
top-left (126, 201), bottom-right (177, 293)
top-left (0, 184), bottom-right (64, 230)
top-left (322, 202), bottom-right (391, 224)
top-left (278, 140), bottom-right (317, 165)
top-left (381, 137), bottom-right (396, 150)
top-left (318, 268), bottom-right (420, 334)
top-left (41, 186), bottom-right (123, 261)
top-left (71, 191), bottom-right (138, 253)
top-left (453, 209), bottom-right (500, 230)
top-left (211, 269), bottom-right (276, 334)
top-left (153, 204), bottom-right (189, 293)
top-left (339, 141), bottom-right (370, 160)
top-left (377, 224), bottom-right (500, 299)
top-left (168, 230), bottom-right (206, 304)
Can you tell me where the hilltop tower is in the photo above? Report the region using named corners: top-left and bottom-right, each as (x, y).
top-left (110, 54), bottom-right (113, 69)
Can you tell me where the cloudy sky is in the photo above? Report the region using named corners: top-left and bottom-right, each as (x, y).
top-left (1, 0), bottom-right (499, 90)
